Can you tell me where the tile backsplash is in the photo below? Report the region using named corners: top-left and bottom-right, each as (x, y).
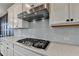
top-left (14, 19), bottom-right (79, 45)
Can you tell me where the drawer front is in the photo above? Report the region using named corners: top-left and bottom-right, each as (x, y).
top-left (14, 51), bottom-right (25, 56)
top-left (14, 52), bottom-right (23, 56)
top-left (14, 52), bottom-right (22, 56)
top-left (7, 43), bottom-right (13, 50)
top-left (7, 41), bottom-right (13, 49)
top-left (14, 44), bottom-right (41, 56)
top-left (7, 49), bottom-right (14, 56)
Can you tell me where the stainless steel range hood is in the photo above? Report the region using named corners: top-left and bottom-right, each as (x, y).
top-left (17, 9), bottom-right (49, 22)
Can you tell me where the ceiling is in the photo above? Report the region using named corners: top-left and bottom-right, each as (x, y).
top-left (0, 3), bottom-right (13, 10)
top-left (0, 3), bottom-right (13, 17)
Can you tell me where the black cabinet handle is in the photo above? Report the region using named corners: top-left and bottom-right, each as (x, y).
top-left (7, 47), bottom-right (9, 49)
top-left (66, 19), bottom-right (69, 22)
top-left (71, 19), bottom-right (74, 21)
top-left (7, 43), bottom-right (8, 45)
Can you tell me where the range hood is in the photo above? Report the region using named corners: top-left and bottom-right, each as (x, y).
top-left (17, 9), bottom-right (49, 22)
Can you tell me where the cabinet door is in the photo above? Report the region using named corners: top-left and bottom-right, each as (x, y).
top-left (70, 3), bottom-right (79, 22)
top-left (49, 3), bottom-right (69, 25)
top-left (8, 6), bottom-right (14, 28)
top-left (8, 3), bottom-right (23, 28)
top-left (6, 42), bottom-right (14, 56)
top-left (7, 48), bottom-right (13, 56)
top-left (0, 42), bottom-right (5, 55)
top-left (0, 42), bottom-right (7, 56)
top-left (13, 3), bottom-right (23, 28)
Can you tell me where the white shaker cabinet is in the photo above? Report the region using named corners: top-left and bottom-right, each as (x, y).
top-left (13, 3), bottom-right (23, 28)
top-left (6, 41), bottom-right (14, 56)
top-left (6, 47), bottom-right (14, 56)
top-left (70, 3), bottom-right (79, 22)
top-left (7, 5), bottom-right (14, 28)
top-left (49, 3), bottom-right (69, 26)
top-left (0, 40), bottom-right (42, 56)
top-left (0, 41), bottom-right (14, 56)
top-left (49, 3), bottom-right (79, 27)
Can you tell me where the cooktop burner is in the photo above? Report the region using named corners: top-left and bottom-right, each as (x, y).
top-left (17, 38), bottom-right (50, 49)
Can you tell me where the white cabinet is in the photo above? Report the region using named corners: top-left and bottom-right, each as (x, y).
top-left (70, 3), bottom-right (79, 22)
top-left (0, 40), bottom-right (42, 56)
top-left (7, 48), bottom-right (14, 56)
top-left (6, 41), bottom-right (14, 56)
top-left (13, 3), bottom-right (22, 28)
top-left (49, 3), bottom-right (79, 27)
top-left (49, 3), bottom-right (69, 25)
top-left (14, 44), bottom-right (42, 56)
top-left (49, 3), bottom-right (69, 26)
top-left (0, 41), bottom-right (14, 56)
top-left (8, 3), bottom-right (29, 28)
top-left (14, 51), bottom-right (24, 56)
top-left (8, 5), bottom-right (14, 28)
top-left (0, 41), bottom-right (7, 56)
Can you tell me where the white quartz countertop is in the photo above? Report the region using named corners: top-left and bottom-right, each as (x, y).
top-left (1, 36), bottom-right (79, 56)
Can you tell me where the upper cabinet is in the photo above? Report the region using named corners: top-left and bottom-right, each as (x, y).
top-left (70, 3), bottom-right (79, 22)
top-left (49, 3), bottom-right (69, 27)
top-left (7, 5), bottom-right (14, 28)
top-left (7, 3), bottom-right (29, 28)
top-left (49, 3), bottom-right (79, 27)
top-left (13, 3), bottom-right (22, 28)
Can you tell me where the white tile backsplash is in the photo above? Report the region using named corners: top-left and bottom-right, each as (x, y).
top-left (14, 19), bottom-right (79, 45)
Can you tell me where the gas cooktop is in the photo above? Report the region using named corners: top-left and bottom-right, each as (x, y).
top-left (17, 38), bottom-right (50, 49)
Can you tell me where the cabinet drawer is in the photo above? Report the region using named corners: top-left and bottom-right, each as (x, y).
top-left (14, 51), bottom-right (25, 56)
top-left (14, 52), bottom-right (22, 56)
top-left (14, 44), bottom-right (41, 56)
top-left (7, 42), bottom-right (13, 49)
top-left (7, 49), bottom-right (13, 56)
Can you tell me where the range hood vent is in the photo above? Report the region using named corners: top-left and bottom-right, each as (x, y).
top-left (17, 9), bottom-right (49, 22)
